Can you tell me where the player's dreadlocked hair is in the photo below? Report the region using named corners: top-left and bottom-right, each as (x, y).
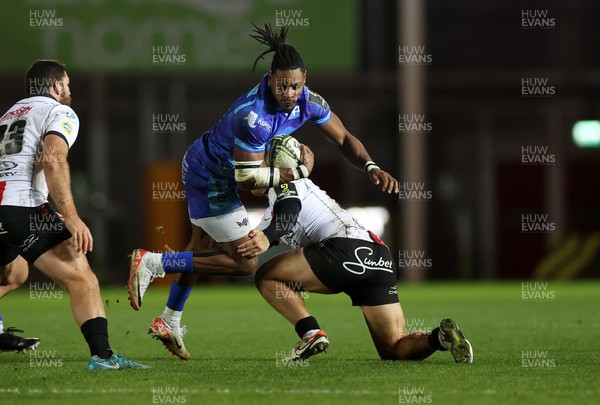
top-left (250, 23), bottom-right (305, 73)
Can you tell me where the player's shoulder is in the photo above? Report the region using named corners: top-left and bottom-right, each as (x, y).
top-left (232, 75), bottom-right (269, 113)
top-left (304, 86), bottom-right (329, 111)
top-left (49, 103), bottom-right (79, 121)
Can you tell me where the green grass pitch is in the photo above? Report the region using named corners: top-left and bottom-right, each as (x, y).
top-left (1, 281), bottom-right (598, 404)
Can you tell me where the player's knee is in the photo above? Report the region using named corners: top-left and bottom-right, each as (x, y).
top-left (15, 270), bottom-right (28, 286)
top-left (236, 256), bottom-right (258, 276)
top-left (6, 269), bottom-right (28, 290)
top-left (376, 340), bottom-right (408, 360)
top-left (254, 271), bottom-right (265, 290)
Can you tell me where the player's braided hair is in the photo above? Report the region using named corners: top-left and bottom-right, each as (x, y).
top-left (250, 22), bottom-right (305, 72)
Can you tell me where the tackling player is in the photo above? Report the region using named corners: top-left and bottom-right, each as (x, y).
top-left (127, 24), bottom-right (398, 359)
top-left (236, 147), bottom-right (473, 363)
top-left (0, 60), bottom-right (147, 370)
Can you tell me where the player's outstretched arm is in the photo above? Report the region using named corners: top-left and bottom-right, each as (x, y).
top-left (317, 112), bottom-right (399, 194)
top-left (42, 134), bottom-right (93, 254)
top-left (238, 197), bottom-right (302, 258)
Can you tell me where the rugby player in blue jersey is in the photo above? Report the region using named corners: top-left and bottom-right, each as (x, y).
top-left (127, 24), bottom-right (398, 359)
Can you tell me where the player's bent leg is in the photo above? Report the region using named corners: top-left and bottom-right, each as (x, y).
top-left (149, 224), bottom-right (209, 360)
top-left (361, 303), bottom-right (436, 360)
top-left (128, 236), bottom-right (256, 310)
top-left (255, 248), bottom-right (333, 324)
top-left (0, 255), bottom-right (29, 298)
top-left (255, 249), bottom-right (332, 361)
top-left (128, 213), bottom-right (259, 310)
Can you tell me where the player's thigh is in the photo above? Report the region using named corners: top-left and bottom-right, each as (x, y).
top-left (33, 240), bottom-right (97, 288)
top-left (187, 223), bottom-right (219, 251)
top-left (255, 249), bottom-right (334, 293)
top-left (361, 302), bottom-right (407, 346)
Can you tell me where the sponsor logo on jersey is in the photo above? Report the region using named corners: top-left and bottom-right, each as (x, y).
top-left (0, 106), bottom-right (32, 123)
top-left (275, 182), bottom-right (298, 200)
top-left (244, 110), bottom-right (272, 132)
top-left (0, 161), bottom-right (18, 171)
top-left (342, 247), bottom-right (394, 275)
top-left (0, 161), bottom-right (18, 177)
top-left (289, 105), bottom-right (301, 120)
top-left (0, 222), bottom-right (6, 235)
top-left (245, 111), bottom-right (259, 128)
top-left (62, 121), bottom-right (73, 134)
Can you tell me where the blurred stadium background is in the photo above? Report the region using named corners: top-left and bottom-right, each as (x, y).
top-left (2, 0), bottom-right (599, 284)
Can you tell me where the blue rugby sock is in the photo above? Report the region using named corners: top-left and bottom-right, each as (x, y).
top-left (162, 252), bottom-right (194, 274)
top-left (166, 280), bottom-right (193, 312)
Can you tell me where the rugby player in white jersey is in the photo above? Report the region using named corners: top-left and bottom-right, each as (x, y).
top-left (236, 143), bottom-right (474, 363)
top-left (0, 60), bottom-right (147, 369)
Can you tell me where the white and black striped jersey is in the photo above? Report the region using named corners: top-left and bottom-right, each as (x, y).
top-left (0, 95), bottom-right (79, 207)
top-left (258, 178), bottom-right (373, 249)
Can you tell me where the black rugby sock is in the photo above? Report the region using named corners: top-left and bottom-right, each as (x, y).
top-left (427, 327), bottom-right (448, 351)
top-left (81, 317), bottom-right (113, 359)
top-left (295, 316), bottom-right (320, 339)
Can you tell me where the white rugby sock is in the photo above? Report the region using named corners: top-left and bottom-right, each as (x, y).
top-left (143, 252), bottom-right (165, 276)
top-left (302, 329), bottom-right (320, 340)
top-left (161, 307), bottom-right (182, 331)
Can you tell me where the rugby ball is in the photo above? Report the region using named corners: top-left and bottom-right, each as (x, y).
top-left (265, 135), bottom-right (302, 168)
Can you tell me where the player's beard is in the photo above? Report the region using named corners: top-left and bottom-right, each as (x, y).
top-left (58, 83), bottom-right (71, 106)
top-left (61, 95), bottom-right (72, 106)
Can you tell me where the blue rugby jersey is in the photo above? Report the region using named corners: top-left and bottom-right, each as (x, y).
top-left (183, 74), bottom-right (331, 218)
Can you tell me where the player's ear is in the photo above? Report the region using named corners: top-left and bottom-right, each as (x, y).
top-left (52, 80), bottom-right (62, 95)
top-left (302, 70), bottom-right (307, 83)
